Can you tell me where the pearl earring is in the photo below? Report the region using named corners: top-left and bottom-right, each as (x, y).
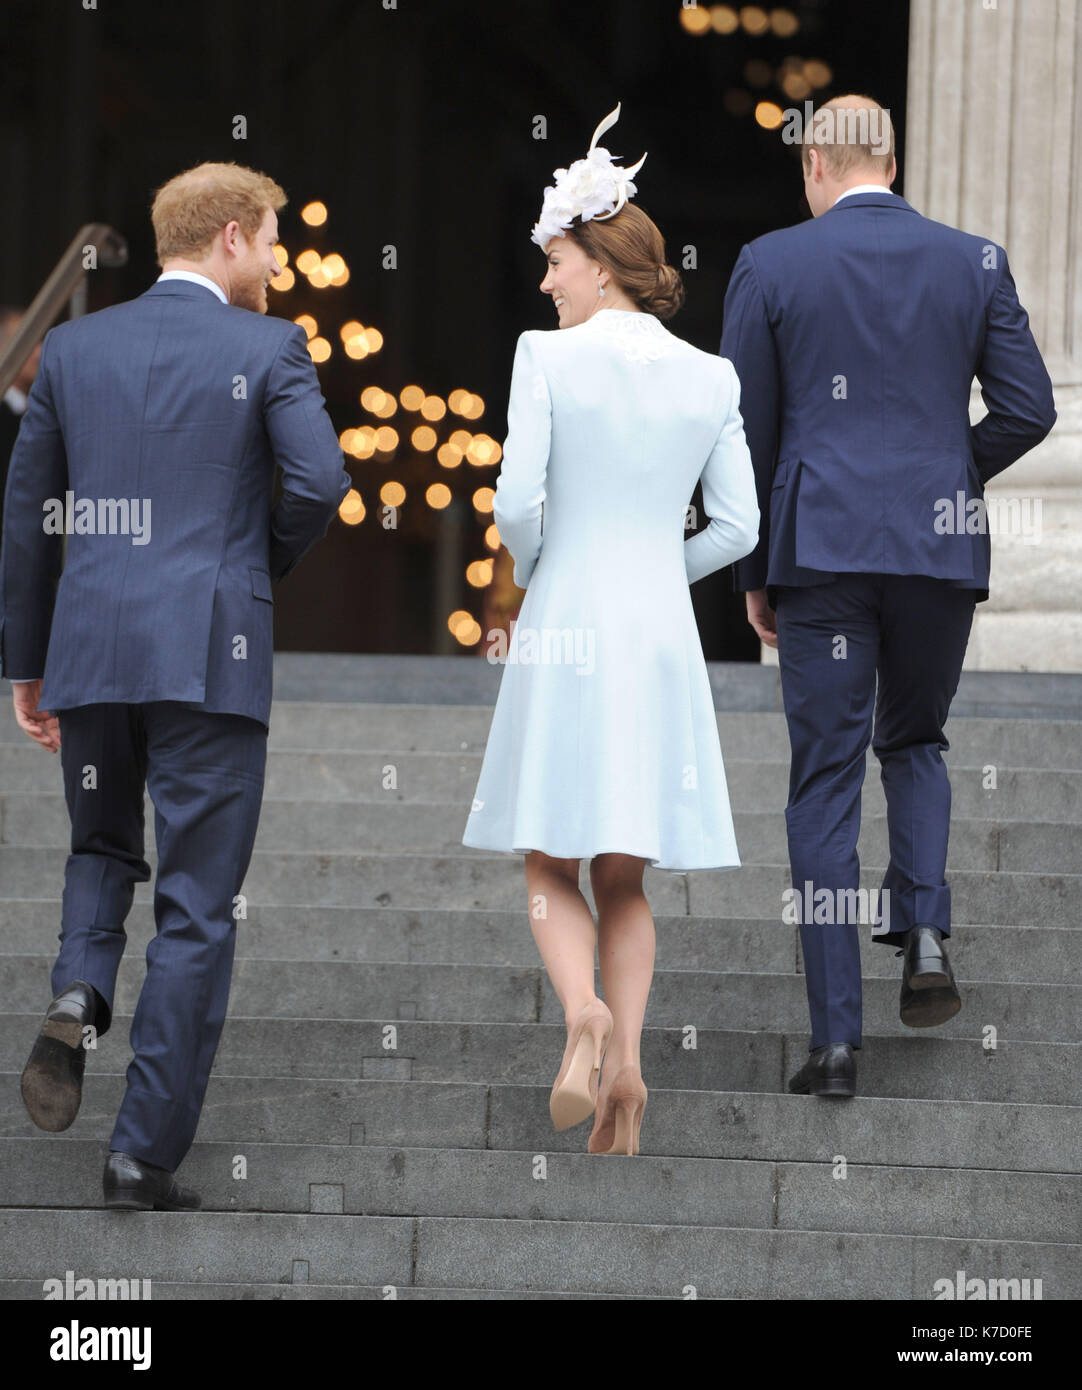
top-left (598, 283), bottom-right (606, 297)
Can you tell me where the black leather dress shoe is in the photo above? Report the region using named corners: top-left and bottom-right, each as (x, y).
top-left (899, 925), bottom-right (961, 1027)
top-left (103, 1151), bottom-right (201, 1211)
top-left (21, 980), bottom-right (99, 1131)
top-left (788, 1043), bottom-right (856, 1097)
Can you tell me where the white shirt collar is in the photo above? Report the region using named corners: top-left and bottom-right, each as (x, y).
top-left (156, 270), bottom-right (228, 304)
top-left (3, 384), bottom-right (28, 415)
top-left (832, 184), bottom-right (897, 208)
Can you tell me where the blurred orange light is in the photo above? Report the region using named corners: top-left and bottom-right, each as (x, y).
top-left (710, 5), bottom-right (740, 34)
top-left (770, 8), bottom-right (800, 38)
top-left (339, 488), bottom-right (364, 522)
top-left (740, 6), bottom-right (770, 36)
top-left (680, 4), bottom-right (712, 33)
top-left (466, 559), bottom-right (494, 587)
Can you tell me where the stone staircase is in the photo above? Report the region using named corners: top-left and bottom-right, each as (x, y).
top-left (0, 656), bottom-right (1079, 1299)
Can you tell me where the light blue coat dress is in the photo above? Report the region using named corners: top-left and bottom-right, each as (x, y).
top-left (461, 307), bottom-right (760, 871)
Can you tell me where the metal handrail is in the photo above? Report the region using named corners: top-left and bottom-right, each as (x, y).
top-left (0, 223), bottom-right (127, 395)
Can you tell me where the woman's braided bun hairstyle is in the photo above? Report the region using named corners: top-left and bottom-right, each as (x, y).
top-left (566, 201), bottom-right (685, 319)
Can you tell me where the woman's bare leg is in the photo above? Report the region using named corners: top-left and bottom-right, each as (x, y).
top-left (590, 853), bottom-right (655, 1069)
top-left (524, 850), bottom-right (602, 1025)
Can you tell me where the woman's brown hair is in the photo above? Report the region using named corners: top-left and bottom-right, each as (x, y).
top-left (566, 202), bottom-right (685, 319)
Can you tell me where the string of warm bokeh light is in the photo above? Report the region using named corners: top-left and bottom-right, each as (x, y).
top-left (677, 5), bottom-right (834, 125)
top-left (268, 200), bottom-right (502, 647)
top-left (679, 4), bottom-right (798, 37)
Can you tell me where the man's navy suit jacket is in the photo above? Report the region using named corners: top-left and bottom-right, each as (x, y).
top-left (721, 191), bottom-right (1056, 599)
top-left (0, 279), bottom-right (351, 726)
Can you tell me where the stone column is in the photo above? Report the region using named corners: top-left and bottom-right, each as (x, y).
top-left (905, 0), bottom-right (1082, 671)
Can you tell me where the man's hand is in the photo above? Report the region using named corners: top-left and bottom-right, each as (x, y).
top-left (745, 589), bottom-right (778, 648)
top-left (12, 681), bottom-right (60, 752)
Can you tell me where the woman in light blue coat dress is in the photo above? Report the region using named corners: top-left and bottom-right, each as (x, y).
top-left (462, 106), bottom-right (760, 1154)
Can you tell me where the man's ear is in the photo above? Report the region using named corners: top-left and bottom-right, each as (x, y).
top-left (888, 155), bottom-right (898, 186)
top-left (222, 220), bottom-right (242, 257)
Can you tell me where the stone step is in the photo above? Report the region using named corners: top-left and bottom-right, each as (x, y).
top-left (1, 902), bottom-right (1075, 982)
top-left (5, 702), bottom-right (1080, 767)
top-left (262, 706), bottom-right (1082, 767)
top-left (2, 1015), bottom-right (1073, 1104)
top-left (2, 954), bottom-right (1077, 1042)
top-left (0, 1279), bottom-right (632, 1300)
top-left (0, 1208), bottom-right (1074, 1298)
top-left (7, 795), bottom-right (1082, 873)
top-left (0, 1075), bottom-right (1076, 1173)
top-left (1, 747), bottom-right (1078, 821)
top-left (263, 652), bottom-right (1082, 723)
top-left (2, 1137), bottom-right (1077, 1244)
top-left (1, 850), bottom-right (1077, 927)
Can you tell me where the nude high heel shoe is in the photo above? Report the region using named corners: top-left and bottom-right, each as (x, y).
top-left (549, 1000), bottom-right (613, 1131)
top-left (587, 1064), bottom-right (647, 1155)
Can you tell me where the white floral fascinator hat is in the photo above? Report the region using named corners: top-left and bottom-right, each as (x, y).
top-left (530, 102), bottom-right (648, 248)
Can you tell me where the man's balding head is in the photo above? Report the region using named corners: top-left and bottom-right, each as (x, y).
top-left (800, 94), bottom-right (897, 217)
top-left (801, 94), bottom-right (895, 177)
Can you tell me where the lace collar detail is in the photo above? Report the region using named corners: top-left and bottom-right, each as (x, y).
top-left (588, 310), bottom-right (676, 363)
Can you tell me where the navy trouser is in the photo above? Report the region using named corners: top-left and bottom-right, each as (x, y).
top-left (774, 575), bottom-right (976, 1050)
top-left (52, 701), bottom-right (267, 1170)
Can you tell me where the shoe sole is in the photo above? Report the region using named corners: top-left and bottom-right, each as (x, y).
top-left (901, 964), bottom-right (962, 1026)
top-left (21, 1020), bottom-right (86, 1131)
top-left (813, 1078), bottom-right (856, 1097)
top-left (788, 1077), bottom-right (856, 1098)
top-left (909, 966), bottom-right (951, 988)
top-left (901, 984), bottom-right (962, 1027)
top-left (103, 1196), bottom-right (200, 1211)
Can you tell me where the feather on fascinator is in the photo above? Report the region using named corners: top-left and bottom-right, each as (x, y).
top-left (530, 103), bottom-right (648, 248)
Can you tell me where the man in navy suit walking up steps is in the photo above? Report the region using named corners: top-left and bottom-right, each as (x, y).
top-left (1, 162), bottom-right (350, 1203)
top-left (721, 96), bottom-right (1055, 1097)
